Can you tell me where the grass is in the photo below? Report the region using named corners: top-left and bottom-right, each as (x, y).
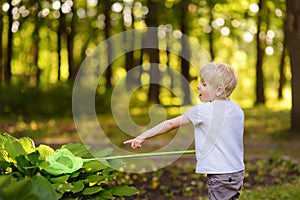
top-left (1, 105), bottom-right (300, 199)
top-left (119, 153), bottom-right (300, 199)
top-left (240, 178), bottom-right (300, 200)
top-left (1, 104), bottom-right (299, 162)
top-left (243, 105), bottom-right (300, 162)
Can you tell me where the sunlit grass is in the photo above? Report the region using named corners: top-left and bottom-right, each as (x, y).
top-left (240, 177), bottom-right (300, 200)
top-left (1, 100), bottom-right (299, 199)
top-left (0, 116), bottom-right (79, 145)
top-left (244, 105), bottom-right (290, 137)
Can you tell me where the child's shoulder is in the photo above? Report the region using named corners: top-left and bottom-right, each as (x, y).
top-left (228, 99), bottom-right (243, 109)
top-left (227, 100), bottom-right (244, 115)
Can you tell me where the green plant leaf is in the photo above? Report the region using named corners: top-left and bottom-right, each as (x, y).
top-left (82, 186), bottom-right (103, 195)
top-left (92, 148), bottom-right (113, 158)
top-left (83, 160), bottom-right (108, 170)
top-left (0, 150), bottom-right (9, 162)
top-left (38, 161), bottom-right (50, 169)
top-left (86, 174), bottom-right (107, 183)
top-left (69, 171), bottom-right (80, 178)
top-left (43, 148), bottom-right (83, 175)
top-left (19, 193), bottom-right (40, 200)
top-left (0, 175), bottom-right (13, 188)
top-left (36, 144), bottom-right (54, 160)
top-left (16, 155), bottom-right (37, 176)
top-left (0, 176), bottom-right (33, 200)
top-left (71, 180), bottom-right (85, 193)
top-left (4, 134), bottom-right (26, 159)
top-left (31, 173), bottom-right (59, 200)
top-left (50, 175), bottom-right (70, 183)
top-left (54, 182), bottom-right (73, 193)
top-left (108, 159), bottom-right (126, 170)
top-left (27, 151), bottom-right (40, 165)
top-left (0, 161), bottom-right (11, 174)
top-left (98, 190), bottom-right (114, 199)
top-left (62, 143), bottom-right (91, 158)
top-left (110, 186), bottom-right (139, 196)
top-left (19, 137), bottom-right (36, 154)
top-left (0, 134), bottom-right (7, 149)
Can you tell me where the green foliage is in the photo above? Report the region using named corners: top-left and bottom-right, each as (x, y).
top-left (0, 133), bottom-right (138, 200)
top-left (0, 83), bottom-right (72, 116)
top-left (0, 173), bottom-right (59, 200)
top-left (244, 155), bottom-right (300, 187)
top-left (113, 154), bottom-right (300, 199)
top-left (43, 148), bottom-right (84, 175)
top-left (0, 83), bottom-right (111, 116)
top-left (240, 178), bottom-right (300, 200)
top-left (0, 0), bottom-right (290, 112)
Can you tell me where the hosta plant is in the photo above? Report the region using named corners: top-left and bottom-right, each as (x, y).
top-left (0, 133), bottom-right (138, 200)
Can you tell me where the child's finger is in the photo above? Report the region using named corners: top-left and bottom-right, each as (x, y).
top-left (123, 140), bottom-right (132, 144)
top-left (131, 142), bottom-right (141, 149)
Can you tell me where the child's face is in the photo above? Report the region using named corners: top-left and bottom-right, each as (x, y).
top-left (197, 78), bottom-right (217, 102)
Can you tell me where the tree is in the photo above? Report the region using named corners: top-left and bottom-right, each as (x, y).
top-left (255, 0), bottom-right (266, 105)
top-left (285, 0), bottom-right (300, 132)
top-left (278, 36), bottom-right (287, 100)
top-left (56, 5), bottom-right (65, 81)
top-left (145, 0), bottom-right (160, 104)
top-left (122, 1), bottom-right (140, 89)
top-left (207, 1), bottom-right (215, 60)
top-left (103, 0), bottom-right (113, 88)
top-left (3, 0), bottom-right (13, 84)
top-left (0, 5), bottom-right (3, 85)
top-left (179, 0), bottom-right (192, 105)
top-left (66, 2), bottom-right (75, 81)
top-left (29, 2), bottom-right (43, 85)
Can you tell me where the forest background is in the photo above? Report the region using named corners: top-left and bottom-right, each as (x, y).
top-left (1, 0), bottom-right (300, 127)
top-left (1, 0), bottom-right (300, 198)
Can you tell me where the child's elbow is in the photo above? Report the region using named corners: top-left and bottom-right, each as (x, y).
top-left (165, 120), bottom-right (179, 131)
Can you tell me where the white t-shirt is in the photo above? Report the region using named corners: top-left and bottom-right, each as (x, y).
top-left (184, 99), bottom-right (244, 174)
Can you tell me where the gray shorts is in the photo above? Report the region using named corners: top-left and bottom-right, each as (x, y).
top-left (207, 170), bottom-right (244, 200)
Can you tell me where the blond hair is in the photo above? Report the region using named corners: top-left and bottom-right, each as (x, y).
top-left (200, 62), bottom-right (238, 98)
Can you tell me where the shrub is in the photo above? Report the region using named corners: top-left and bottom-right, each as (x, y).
top-left (0, 133), bottom-right (138, 200)
top-left (0, 83), bottom-right (111, 117)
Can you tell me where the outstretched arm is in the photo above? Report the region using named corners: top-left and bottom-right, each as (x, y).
top-left (123, 115), bottom-right (191, 149)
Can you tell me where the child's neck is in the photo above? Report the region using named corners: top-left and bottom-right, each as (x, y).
top-left (210, 97), bottom-right (229, 102)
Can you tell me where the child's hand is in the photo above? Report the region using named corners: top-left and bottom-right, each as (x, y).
top-left (123, 137), bottom-right (145, 149)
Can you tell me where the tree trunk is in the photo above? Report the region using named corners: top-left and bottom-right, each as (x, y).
top-left (278, 46), bottom-right (286, 100)
top-left (285, 0), bottom-right (300, 132)
top-left (180, 0), bottom-right (191, 105)
top-left (57, 9), bottom-right (65, 82)
top-left (208, 3), bottom-right (215, 60)
top-left (57, 28), bottom-right (62, 81)
top-left (122, 9), bottom-right (138, 89)
top-left (255, 0), bottom-right (266, 105)
top-left (67, 28), bottom-right (74, 81)
top-left (145, 33), bottom-right (160, 104)
top-left (31, 34), bottom-right (40, 85)
top-left (0, 8), bottom-right (3, 85)
top-left (67, 10), bottom-right (75, 81)
top-left (145, 0), bottom-right (160, 104)
top-left (104, 0), bottom-right (113, 88)
top-left (124, 30), bottom-right (136, 89)
top-left (166, 30), bottom-right (174, 91)
top-left (4, 0), bottom-right (13, 84)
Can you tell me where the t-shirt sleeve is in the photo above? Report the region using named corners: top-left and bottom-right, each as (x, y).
top-left (183, 104), bottom-right (205, 125)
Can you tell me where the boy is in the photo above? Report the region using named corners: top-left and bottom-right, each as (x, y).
top-left (124, 62), bottom-right (244, 200)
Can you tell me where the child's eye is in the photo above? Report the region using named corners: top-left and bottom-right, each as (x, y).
top-left (202, 82), bottom-right (207, 86)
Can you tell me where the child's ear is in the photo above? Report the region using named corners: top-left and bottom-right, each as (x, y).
top-left (216, 87), bottom-right (225, 97)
